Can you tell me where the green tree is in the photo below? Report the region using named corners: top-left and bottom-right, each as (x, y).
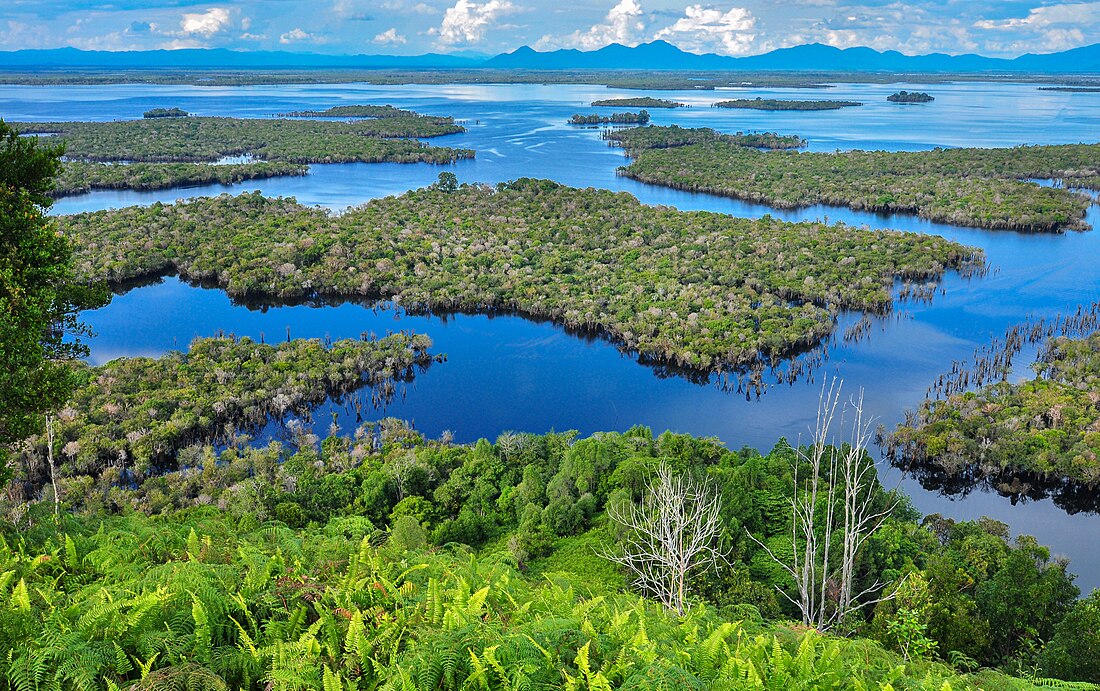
top-left (0, 120), bottom-right (107, 474)
top-left (1041, 589), bottom-right (1100, 682)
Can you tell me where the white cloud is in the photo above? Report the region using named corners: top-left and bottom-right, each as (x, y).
top-left (654, 5), bottom-right (756, 55)
top-left (437, 0), bottom-right (517, 45)
top-left (280, 27), bottom-right (321, 43)
top-left (180, 7), bottom-right (231, 36)
top-left (971, 2), bottom-right (1098, 53)
top-left (374, 27), bottom-right (408, 44)
top-left (537, 0), bottom-right (644, 50)
top-left (974, 2), bottom-right (1100, 30)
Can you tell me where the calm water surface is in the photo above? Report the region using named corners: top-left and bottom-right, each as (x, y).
top-left (4, 81), bottom-right (1100, 589)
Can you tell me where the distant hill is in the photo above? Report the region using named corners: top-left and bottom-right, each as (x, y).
top-left (2, 41), bottom-right (1098, 73)
top-left (485, 40), bottom-right (1100, 73)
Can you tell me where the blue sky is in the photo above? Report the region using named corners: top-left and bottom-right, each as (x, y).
top-left (1, 0), bottom-right (1096, 57)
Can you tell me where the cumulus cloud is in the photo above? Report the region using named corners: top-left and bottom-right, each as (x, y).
top-left (280, 27), bottom-right (321, 43)
top-left (373, 27), bottom-right (407, 44)
top-left (654, 5), bottom-right (756, 55)
top-left (537, 0), bottom-right (644, 50)
top-left (180, 7), bottom-right (231, 36)
top-left (437, 0), bottom-right (517, 45)
top-left (972, 2), bottom-right (1098, 53)
top-left (974, 2), bottom-right (1100, 30)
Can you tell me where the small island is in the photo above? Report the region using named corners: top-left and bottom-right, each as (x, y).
top-left (590, 97), bottom-right (683, 108)
top-left (1038, 86), bottom-right (1100, 93)
top-left (887, 90), bottom-right (934, 103)
top-left (714, 98), bottom-right (863, 111)
top-left (280, 104), bottom-right (420, 118)
top-left (569, 110), bottom-right (650, 125)
top-left (142, 107), bottom-right (189, 118)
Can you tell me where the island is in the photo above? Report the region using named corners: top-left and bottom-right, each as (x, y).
top-left (51, 161), bottom-right (309, 197)
top-left (605, 124), bottom-right (805, 151)
top-left (714, 98), bottom-right (863, 110)
top-left (888, 90), bottom-right (935, 103)
top-left (590, 96), bottom-right (684, 108)
top-left (887, 330), bottom-right (1100, 488)
top-left (14, 114), bottom-right (469, 164)
top-left (617, 126), bottom-right (1097, 232)
top-left (568, 110), bottom-right (650, 125)
top-left (142, 107), bottom-right (189, 118)
top-left (59, 179), bottom-right (979, 374)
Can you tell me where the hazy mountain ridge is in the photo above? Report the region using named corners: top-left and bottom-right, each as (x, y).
top-left (1, 40), bottom-right (1097, 73)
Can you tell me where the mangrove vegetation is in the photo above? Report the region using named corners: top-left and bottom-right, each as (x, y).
top-left (142, 107), bottom-right (189, 118)
top-left (591, 96), bottom-right (684, 108)
top-left (887, 330), bottom-right (1100, 489)
top-left (569, 110), bottom-right (650, 125)
top-left (51, 160), bottom-right (309, 197)
top-left (13, 115), bottom-right (472, 164)
top-left (605, 124), bottom-right (805, 152)
top-left (888, 91), bottom-right (935, 103)
top-left (714, 98), bottom-right (863, 110)
top-left (59, 180), bottom-right (979, 374)
top-left (618, 130), bottom-right (1099, 232)
top-left (12, 333), bottom-right (436, 490)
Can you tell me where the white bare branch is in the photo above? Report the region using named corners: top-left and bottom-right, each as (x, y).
top-left (748, 378), bottom-right (898, 632)
top-left (601, 462), bottom-right (727, 615)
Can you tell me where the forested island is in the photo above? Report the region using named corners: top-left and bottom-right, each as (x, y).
top-left (59, 180), bottom-right (978, 373)
top-left (591, 96), bottom-right (684, 108)
top-left (12, 334), bottom-right (436, 487)
top-left (279, 104), bottom-right (425, 118)
top-left (568, 110), bottom-right (650, 125)
top-left (142, 107), bottom-right (189, 118)
top-left (888, 90), bottom-right (935, 103)
top-left (714, 98), bottom-right (863, 110)
top-left (1039, 86), bottom-right (1100, 93)
top-left (51, 160), bottom-right (308, 197)
top-left (617, 127), bottom-right (1098, 232)
top-left (888, 330), bottom-right (1100, 488)
top-left (14, 114), bottom-right (471, 164)
top-left (605, 123), bottom-right (805, 151)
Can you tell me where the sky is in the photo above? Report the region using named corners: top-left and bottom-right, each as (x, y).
top-left (1, 0), bottom-right (1097, 57)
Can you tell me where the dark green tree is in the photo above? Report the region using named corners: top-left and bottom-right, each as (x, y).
top-left (0, 120), bottom-right (107, 473)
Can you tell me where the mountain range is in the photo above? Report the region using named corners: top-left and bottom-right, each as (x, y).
top-left (2, 40), bottom-right (1098, 73)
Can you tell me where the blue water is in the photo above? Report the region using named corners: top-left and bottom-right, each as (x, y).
top-left (5, 80), bottom-right (1100, 590)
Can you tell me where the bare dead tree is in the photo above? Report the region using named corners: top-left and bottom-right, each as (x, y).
top-left (750, 378), bottom-right (897, 632)
top-left (45, 413), bottom-right (60, 521)
top-left (602, 462), bottom-right (727, 615)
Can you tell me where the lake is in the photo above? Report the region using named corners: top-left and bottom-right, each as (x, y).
top-left (4, 79), bottom-right (1100, 590)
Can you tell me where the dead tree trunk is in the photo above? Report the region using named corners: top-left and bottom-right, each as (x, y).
top-left (751, 378), bottom-right (896, 631)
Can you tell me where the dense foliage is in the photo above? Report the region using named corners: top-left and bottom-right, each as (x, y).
top-left (143, 107), bottom-right (189, 118)
top-left (4, 412), bottom-right (1090, 687)
top-left (12, 334), bottom-right (436, 492)
top-left (52, 161), bottom-right (308, 197)
top-left (13, 117), bottom-right (472, 164)
top-left (620, 135), bottom-right (1098, 232)
top-left (60, 181), bottom-right (978, 373)
top-left (0, 120), bottom-right (106, 473)
top-left (591, 97), bottom-right (684, 108)
top-left (888, 91), bottom-right (935, 103)
top-left (569, 111), bottom-right (650, 125)
top-left (606, 124), bottom-right (805, 152)
top-left (714, 98), bottom-right (863, 110)
top-left (887, 331), bottom-right (1100, 486)
top-left (0, 505), bottom-right (1054, 691)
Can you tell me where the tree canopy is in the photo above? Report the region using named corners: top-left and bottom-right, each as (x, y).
top-left (0, 119), bottom-right (107, 471)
